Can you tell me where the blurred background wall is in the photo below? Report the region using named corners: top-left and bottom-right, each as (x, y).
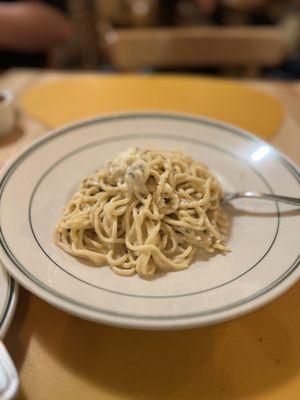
top-left (1, 0), bottom-right (300, 78)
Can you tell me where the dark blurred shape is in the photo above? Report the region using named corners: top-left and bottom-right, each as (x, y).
top-left (266, 53), bottom-right (300, 79)
top-left (0, 0), bottom-right (72, 68)
top-left (65, 0), bottom-right (100, 69)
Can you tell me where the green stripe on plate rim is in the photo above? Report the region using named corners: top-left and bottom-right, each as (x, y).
top-left (0, 275), bottom-right (15, 330)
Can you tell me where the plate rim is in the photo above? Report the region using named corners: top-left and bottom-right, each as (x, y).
top-left (0, 111), bottom-right (299, 329)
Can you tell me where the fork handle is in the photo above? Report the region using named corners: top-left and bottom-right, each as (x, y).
top-left (237, 191), bottom-right (300, 207)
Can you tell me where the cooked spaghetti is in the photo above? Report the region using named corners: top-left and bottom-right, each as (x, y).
top-left (54, 148), bottom-right (228, 277)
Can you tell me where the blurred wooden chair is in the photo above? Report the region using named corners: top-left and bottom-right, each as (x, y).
top-left (100, 22), bottom-right (300, 75)
top-left (51, 0), bottom-right (300, 75)
top-left (95, 0), bottom-right (300, 76)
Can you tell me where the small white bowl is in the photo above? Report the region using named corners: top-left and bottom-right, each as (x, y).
top-left (0, 90), bottom-right (15, 137)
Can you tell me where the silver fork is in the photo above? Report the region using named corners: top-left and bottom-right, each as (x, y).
top-left (222, 191), bottom-right (300, 207)
top-left (0, 341), bottom-right (19, 400)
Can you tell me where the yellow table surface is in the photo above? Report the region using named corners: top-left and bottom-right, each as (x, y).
top-left (21, 74), bottom-right (283, 139)
top-left (1, 71), bottom-right (299, 400)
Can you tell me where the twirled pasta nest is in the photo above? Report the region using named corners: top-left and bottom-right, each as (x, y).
top-left (54, 147), bottom-right (229, 278)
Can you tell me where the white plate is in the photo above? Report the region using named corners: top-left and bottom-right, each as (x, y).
top-left (0, 112), bottom-right (299, 330)
top-left (0, 264), bottom-right (17, 338)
